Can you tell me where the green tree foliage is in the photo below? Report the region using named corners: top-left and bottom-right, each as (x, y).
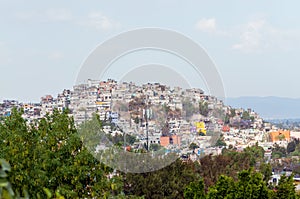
top-left (149, 144), bottom-right (162, 151)
top-left (189, 143), bottom-right (199, 150)
top-left (259, 163), bottom-right (272, 183)
top-left (272, 143), bottom-right (287, 158)
top-left (288, 139), bottom-right (300, 156)
top-left (277, 134), bottom-right (286, 141)
top-left (198, 145), bottom-right (265, 189)
top-left (275, 175), bottom-right (297, 199)
top-left (230, 109), bottom-right (236, 117)
top-left (106, 133), bottom-right (137, 146)
top-left (0, 108), bottom-right (122, 198)
top-left (206, 175), bottom-right (235, 199)
top-left (123, 159), bottom-right (197, 199)
top-left (185, 169), bottom-right (272, 199)
top-left (0, 159), bottom-right (18, 199)
top-left (134, 117), bottom-right (139, 125)
top-left (184, 178), bottom-right (206, 199)
top-left (243, 143), bottom-right (265, 166)
top-left (199, 101), bottom-right (209, 117)
top-left (196, 153), bottom-right (249, 189)
top-left (215, 137), bottom-right (226, 147)
top-left (235, 169), bottom-right (269, 199)
top-left (224, 114), bottom-right (230, 124)
top-left (241, 111), bottom-right (251, 120)
top-left (191, 168), bottom-right (300, 199)
top-left (287, 141), bottom-right (297, 154)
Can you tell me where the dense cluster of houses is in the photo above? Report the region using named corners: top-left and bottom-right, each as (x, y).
top-left (1, 79), bottom-right (295, 158)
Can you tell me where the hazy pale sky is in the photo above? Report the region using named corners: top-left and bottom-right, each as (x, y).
top-left (1, 0), bottom-right (300, 102)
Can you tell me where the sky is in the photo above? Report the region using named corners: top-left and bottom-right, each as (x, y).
top-left (1, 0), bottom-right (300, 102)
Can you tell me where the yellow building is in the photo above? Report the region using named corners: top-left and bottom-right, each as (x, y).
top-left (195, 121), bottom-right (206, 135)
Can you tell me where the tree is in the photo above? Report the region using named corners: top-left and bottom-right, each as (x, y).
top-left (189, 143), bottom-right (199, 150)
top-left (0, 159), bottom-right (20, 199)
top-left (207, 175), bottom-right (235, 199)
top-left (107, 133), bottom-right (137, 146)
top-left (123, 159), bottom-right (198, 199)
top-left (149, 144), bottom-right (162, 151)
top-left (0, 108), bottom-right (122, 198)
top-left (199, 101), bottom-right (209, 117)
top-left (275, 175), bottom-right (297, 199)
top-left (185, 169), bottom-right (269, 199)
top-left (230, 109), bottom-right (236, 117)
top-left (198, 145), bottom-right (266, 190)
top-left (224, 114), bottom-right (230, 124)
top-left (241, 111), bottom-right (251, 120)
top-left (235, 169), bottom-right (269, 199)
top-left (215, 138), bottom-right (226, 147)
top-left (277, 134), bottom-right (286, 141)
top-left (184, 178), bottom-right (206, 199)
top-left (259, 163), bottom-right (272, 183)
top-left (134, 116), bottom-right (139, 125)
top-left (287, 141), bottom-right (296, 154)
top-left (272, 143), bottom-right (287, 158)
top-left (243, 144), bottom-right (265, 167)
top-left (196, 153), bottom-right (248, 189)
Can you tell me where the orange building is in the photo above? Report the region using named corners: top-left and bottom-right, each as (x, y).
top-left (222, 125), bottom-right (230, 132)
top-left (269, 130), bottom-right (291, 142)
top-left (160, 135), bottom-right (180, 147)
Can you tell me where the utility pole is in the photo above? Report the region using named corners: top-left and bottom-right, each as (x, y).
top-left (146, 108), bottom-right (149, 151)
top-left (124, 127), bottom-right (126, 151)
top-left (144, 96), bottom-right (149, 151)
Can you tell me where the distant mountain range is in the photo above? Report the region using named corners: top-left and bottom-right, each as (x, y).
top-left (225, 96), bottom-right (300, 120)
